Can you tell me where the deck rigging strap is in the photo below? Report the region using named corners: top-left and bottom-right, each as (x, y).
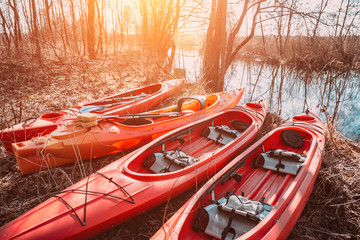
top-left (54, 171), bottom-right (135, 226)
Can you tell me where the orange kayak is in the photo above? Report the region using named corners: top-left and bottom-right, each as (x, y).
top-left (1, 78), bottom-right (185, 153)
top-left (13, 88), bottom-right (244, 174)
top-left (0, 100), bottom-right (267, 240)
top-left (151, 109), bottom-right (325, 240)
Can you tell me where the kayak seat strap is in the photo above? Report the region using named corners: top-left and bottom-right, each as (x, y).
top-left (254, 149), bottom-right (306, 175)
top-left (144, 148), bottom-right (198, 173)
top-left (194, 193), bottom-right (273, 239)
top-left (202, 124), bottom-right (241, 145)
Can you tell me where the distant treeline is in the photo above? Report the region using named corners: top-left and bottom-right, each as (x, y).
top-left (0, 0), bottom-right (359, 88)
top-left (239, 35), bottom-right (360, 71)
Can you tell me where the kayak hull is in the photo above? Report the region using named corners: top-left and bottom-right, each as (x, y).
top-left (1, 79), bottom-right (184, 153)
top-left (151, 109), bottom-right (325, 240)
top-left (0, 100), bottom-right (268, 240)
top-left (13, 89), bottom-right (244, 174)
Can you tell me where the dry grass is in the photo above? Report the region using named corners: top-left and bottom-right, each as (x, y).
top-left (290, 132), bottom-right (360, 239)
top-left (0, 52), bottom-right (359, 239)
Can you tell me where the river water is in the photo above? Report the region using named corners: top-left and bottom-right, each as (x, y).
top-left (175, 51), bottom-right (360, 141)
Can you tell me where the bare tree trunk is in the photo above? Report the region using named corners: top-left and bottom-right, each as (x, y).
top-left (44, 0), bottom-right (55, 44)
top-left (69, 0), bottom-right (79, 53)
top-left (204, 0), bottom-right (261, 91)
top-left (87, 0), bottom-right (96, 59)
top-left (140, 0), bottom-right (183, 72)
top-left (165, 0), bottom-right (181, 71)
top-left (80, 4), bottom-right (87, 56)
top-left (8, 0), bottom-right (22, 51)
top-left (95, 0), bottom-right (104, 55)
top-left (30, 0), bottom-right (41, 60)
top-left (0, 8), bottom-right (11, 54)
top-left (59, 0), bottom-right (69, 53)
top-left (313, 0), bottom-right (328, 37)
top-left (20, 0), bottom-right (31, 45)
top-left (203, 0), bottom-right (227, 91)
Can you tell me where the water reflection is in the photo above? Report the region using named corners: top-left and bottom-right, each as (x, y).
top-left (177, 53), bottom-right (360, 141)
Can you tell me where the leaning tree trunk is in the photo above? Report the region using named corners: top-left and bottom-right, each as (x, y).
top-left (203, 0), bottom-right (227, 92)
top-left (203, 0), bottom-right (261, 92)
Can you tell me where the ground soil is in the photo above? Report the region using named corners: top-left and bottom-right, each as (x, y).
top-left (0, 52), bottom-right (359, 239)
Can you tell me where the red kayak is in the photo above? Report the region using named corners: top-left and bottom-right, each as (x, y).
top-left (0, 100), bottom-right (268, 240)
top-left (13, 88), bottom-right (244, 174)
top-left (151, 109), bottom-right (325, 240)
top-left (1, 78), bottom-right (184, 153)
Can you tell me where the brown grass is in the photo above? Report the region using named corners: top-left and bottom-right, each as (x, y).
top-left (0, 52), bottom-right (359, 239)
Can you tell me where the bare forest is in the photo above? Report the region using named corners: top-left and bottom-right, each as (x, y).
top-left (0, 0), bottom-right (359, 239)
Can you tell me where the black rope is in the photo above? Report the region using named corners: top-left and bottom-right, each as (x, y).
top-left (54, 171), bottom-right (135, 226)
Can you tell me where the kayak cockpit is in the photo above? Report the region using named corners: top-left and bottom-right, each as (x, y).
top-left (175, 126), bottom-right (317, 239)
top-left (121, 110), bottom-right (254, 180)
top-left (84, 83), bottom-right (162, 106)
top-left (105, 94), bottom-right (220, 127)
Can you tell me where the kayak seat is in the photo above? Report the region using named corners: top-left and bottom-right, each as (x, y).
top-left (120, 118), bottom-right (153, 126)
top-left (202, 124), bottom-right (242, 145)
top-left (176, 96), bottom-right (207, 112)
top-left (143, 148), bottom-right (198, 173)
top-left (231, 120), bottom-right (250, 133)
top-left (254, 149), bottom-right (306, 175)
top-left (193, 193), bottom-right (273, 239)
top-left (281, 130), bottom-right (304, 149)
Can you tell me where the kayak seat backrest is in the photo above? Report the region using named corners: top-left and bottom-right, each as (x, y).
top-left (232, 120), bottom-right (250, 133)
top-left (193, 193), bottom-right (273, 239)
top-left (281, 130), bottom-right (304, 149)
top-left (203, 94), bottom-right (218, 109)
top-left (143, 148), bottom-right (198, 173)
top-left (176, 96), bottom-right (207, 112)
top-left (202, 124), bottom-right (243, 145)
top-left (253, 149), bottom-right (306, 175)
top-left (120, 118), bottom-right (153, 126)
